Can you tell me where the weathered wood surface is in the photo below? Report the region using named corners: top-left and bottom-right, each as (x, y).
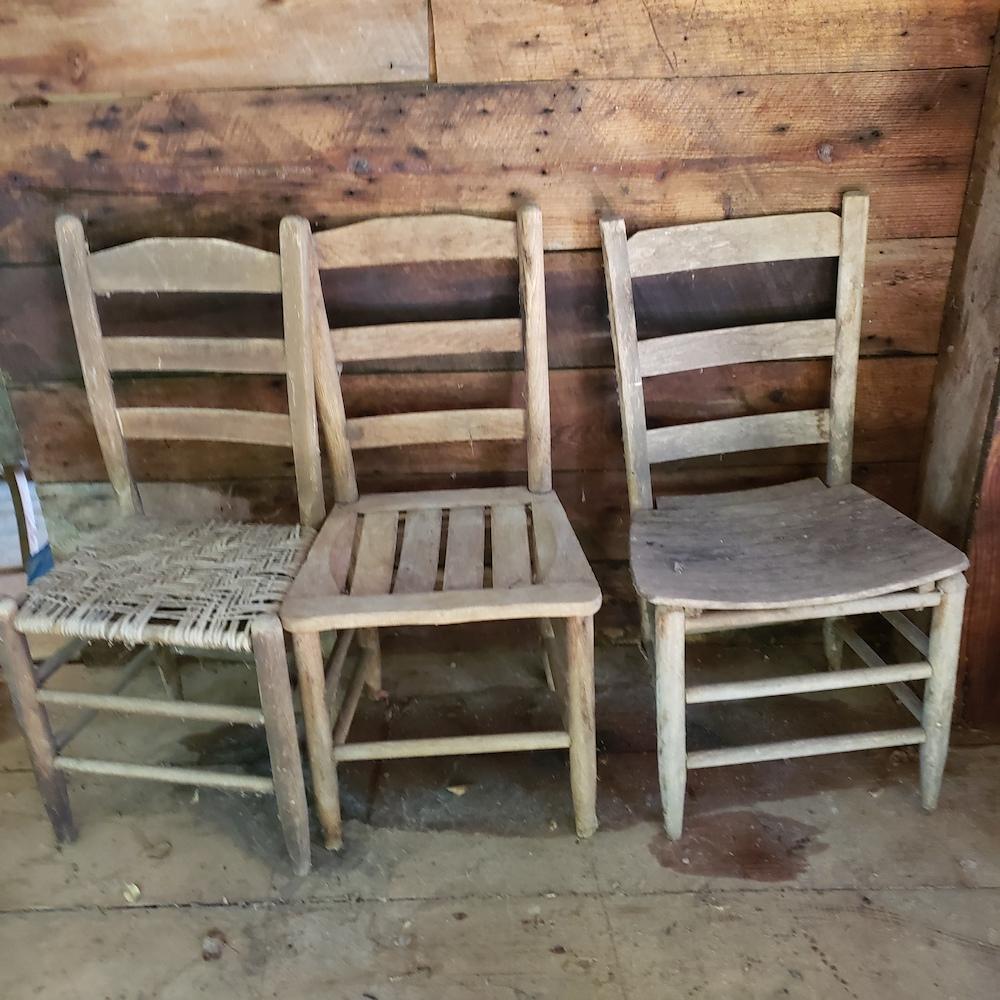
top-left (9, 358), bottom-right (935, 482)
top-left (917, 41), bottom-right (1000, 545)
top-left (0, 240), bottom-right (953, 384)
top-left (0, 70), bottom-right (982, 262)
top-left (0, 0), bottom-right (429, 103)
top-left (433, 0), bottom-right (996, 82)
top-left (631, 482), bottom-right (967, 609)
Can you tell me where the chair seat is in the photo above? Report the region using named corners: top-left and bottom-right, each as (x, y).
top-left (280, 486), bottom-right (601, 631)
top-left (631, 479), bottom-right (968, 611)
top-left (16, 518), bottom-right (314, 652)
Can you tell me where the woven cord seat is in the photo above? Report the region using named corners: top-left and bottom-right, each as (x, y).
top-left (17, 519), bottom-right (315, 653)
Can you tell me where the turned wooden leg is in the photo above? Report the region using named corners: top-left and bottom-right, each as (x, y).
top-left (823, 618), bottom-right (844, 671)
top-left (920, 574), bottom-right (967, 812)
top-left (293, 630), bottom-right (343, 850)
top-left (360, 628), bottom-right (382, 698)
top-left (0, 598), bottom-right (76, 842)
top-left (251, 615), bottom-right (310, 876)
top-left (655, 606), bottom-right (687, 840)
top-left (565, 615), bottom-right (597, 838)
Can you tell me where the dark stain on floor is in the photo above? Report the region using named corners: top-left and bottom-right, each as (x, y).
top-left (648, 809), bottom-right (827, 881)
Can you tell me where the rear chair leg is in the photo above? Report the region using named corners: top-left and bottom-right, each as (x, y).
top-left (655, 606), bottom-right (687, 839)
top-left (0, 598), bottom-right (76, 842)
top-left (293, 631), bottom-right (343, 850)
top-left (822, 618), bottom-right (844, 671)
top-left (920, 574), bottom-right (967, 812)
top-left (565, 615), bottom-right (597, 838)
top-left (251, 615), bottom-right (311, 875)
top-left (360, 628), bottom-right (382, 698)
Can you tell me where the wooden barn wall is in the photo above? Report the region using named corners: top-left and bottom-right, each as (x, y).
top-left (0, 1), bottom-right (995, 631)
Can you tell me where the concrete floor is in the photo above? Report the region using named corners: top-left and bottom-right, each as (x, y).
top-left (0, 631), bottom-right (998, 998)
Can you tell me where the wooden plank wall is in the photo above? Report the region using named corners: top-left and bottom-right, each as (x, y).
top-left (0, 1), bottom-right (995, 634)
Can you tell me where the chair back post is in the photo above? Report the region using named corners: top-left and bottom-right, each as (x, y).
top-left (517, 204), bottom-right (553, 493)
top-left (55, 215), bottom-right (142, 516)
top-left (600, 216), bottom-right (653, 513)
top-left (826, 191), bottom-right (870, 486)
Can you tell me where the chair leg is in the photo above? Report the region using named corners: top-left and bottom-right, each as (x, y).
top-left (654, 605), bottom-right (687, 840)
top-left (822, 618), bottom-right (844, 671)
top-left (293, 631), bottom-right (343, 851)
top-left (360, 628), bottom-right (382, 698)
top-left (565, 615), bottom-right (597, 838)
top-left (0, 599), bottom-right (76, 842)
top-left (537, 618), bottom-right (557, 692)
top-left (639, 599), bottom-right (654, 661)
top-left (919, 573), bottom-right (967, 812)
top-left (251, 615), bottom-right (311, 876)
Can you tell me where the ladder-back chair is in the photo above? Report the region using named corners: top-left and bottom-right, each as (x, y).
top-left (279, 207), bottom-right (601, 849)
top-left (0, 216), bottom-right (325, 875)
top-left (601, 192), bottom-right (969, 839)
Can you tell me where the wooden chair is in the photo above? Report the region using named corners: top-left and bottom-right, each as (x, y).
top-left (278, 207), bottom-right (601, 849)
top-left (601, 192), bottom-right (969, 839)
top-left (0, 216), bottom-right (326, 875)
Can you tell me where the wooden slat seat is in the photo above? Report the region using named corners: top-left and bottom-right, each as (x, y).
top-left (632, 480), bottom-right (968, 611)
top-left (281, 487), bottom-right (601, 630)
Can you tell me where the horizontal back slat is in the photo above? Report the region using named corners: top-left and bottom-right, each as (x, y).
top-left (313, 214), bottom-right (518, 268)
top-left (646, 409), bottom-right (831, 465)
top-left (104, 337), bottom-right (286, 374)
top-left (118, 407), bottom-right (293, 447)
top-left (89, 238), bottom-right (282, 294)
top-left (331, 318), bottom-right (522, 363)
top-left (627, 212), bottom-right (841, 278)
top-left (637, 319), bottom-right (837, 377)
top-left (346, 408), bottom-right (527, 450)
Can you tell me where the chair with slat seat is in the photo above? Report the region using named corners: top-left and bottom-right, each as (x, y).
top-left (278, 206), bottom-right (601, 849)
top-left (0, 216), bottom-right (326, 875)
top-left (601, 192), bottom-right (969, 839)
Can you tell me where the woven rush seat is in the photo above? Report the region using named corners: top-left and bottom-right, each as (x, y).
top-left (17, 518), bottom-right (315, 653)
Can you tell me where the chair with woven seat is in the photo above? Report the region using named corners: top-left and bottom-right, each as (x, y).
top-left (601, 191), bottom-right (969, 839)
top-left (0, 216), bottom-right (326, 875)
top-left (278, 206), bottom-right (601, 849)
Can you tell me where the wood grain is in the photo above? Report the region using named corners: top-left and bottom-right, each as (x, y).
top-left (10, 358), bottom-right (935, 483)
top-left (433, 0), bottom-right (996, 82)
top-left (0, 240), bottom-right (951, 384)
top-left (0, 0), bottom-right (429, 103)
top-left (0, 70), bottom-right (982, 262)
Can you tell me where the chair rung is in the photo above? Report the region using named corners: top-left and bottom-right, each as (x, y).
top-left (54, 756), bottom-right (274, 793)
top-left (686, 662), bottom-right (932, 704)
top-left (686, 727), bottom-right (926, 770)
top-left (34, 639), bottom-right (87, 687)
top-left (836, 621), bottom-right (926, 721)
top-left (336, 730), bottom-right (570, 763)
top-left (39, 689), bottom-right (265, 726)
top-left (882, 610), bottom-right (931, 656)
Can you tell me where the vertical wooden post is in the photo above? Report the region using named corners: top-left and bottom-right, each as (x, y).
top-left (564, 615), bottom-right (597, 838)
top-left (655, 606), bottom-right (686, 840)
top-left (55, 216), bottom-right (141, 515)
top-left (0, 598), bottom-right (76, 842)
top-left (251, 615), bottom-right (311, 875)
top-left (518, 203), bottom-right (553, 494)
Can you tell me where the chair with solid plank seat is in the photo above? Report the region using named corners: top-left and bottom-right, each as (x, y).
top-left (601, 192), bottom-right (969, 839)
top-left (278, 206), bottom-right (601, 849)
top-left (0, 217), bottom-right (326, 875)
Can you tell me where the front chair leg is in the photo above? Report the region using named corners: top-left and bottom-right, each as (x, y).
top-left (920, 573), bottom-right (967, 812)
top-left (251, 615), bottom-right (311, 876)
top-left (655, 605), bottom-right (687, 839)
top-left (293, 631), bottom-right (343, 851)
top-left (565, 615), bottom-right (597, 838)
top-left (0, 599), bottom-right (76, 843)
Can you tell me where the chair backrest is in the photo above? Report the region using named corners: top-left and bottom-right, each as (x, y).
top-left (55, 216), bottom-right (324, 527)
top-left (601, 191), bottom-right (870, 514)
top-left (283, 206), bottom-right (552, 504)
